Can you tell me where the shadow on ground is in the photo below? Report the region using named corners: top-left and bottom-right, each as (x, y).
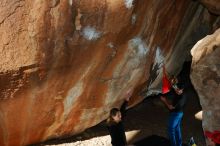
top-left (134, 135), bottom-right (188, 146)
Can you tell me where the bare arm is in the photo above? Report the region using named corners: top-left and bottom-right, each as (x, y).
top-left (160, 96), bottom-right (175, 110)
top-left (120, 91), bottom-right (132, 118)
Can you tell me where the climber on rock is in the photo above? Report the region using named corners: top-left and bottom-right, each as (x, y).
top-left (159, 70), bottom-right (187, 146)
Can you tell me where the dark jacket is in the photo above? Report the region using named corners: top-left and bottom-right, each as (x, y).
top-left (107, 101), bottom-right (128, 146)
top-left (161, 82), bottom-right (187, 112)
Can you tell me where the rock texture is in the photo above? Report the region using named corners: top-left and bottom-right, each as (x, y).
top-left (200, 0), bottom-right (220, 15)
top-left (191, 28), bottom-right (220, 145)
top-left (0, 0), bottom-right (219, 146)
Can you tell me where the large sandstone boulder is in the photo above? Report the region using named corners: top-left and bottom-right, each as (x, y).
top-left (0, 0), bottom-right (219, 145)
top-left (191, 28), bottom-right (220, 145)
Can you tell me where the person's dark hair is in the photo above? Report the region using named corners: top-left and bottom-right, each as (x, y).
top-left (170, 75), bottom-right (178, 85)
top-left (107, 108), bottom-right (120, 125)
top-left (110, 108), bottom-right (120, 117)
top-left (169, 75), bottom-right (175, 80)
top-left (216, 144), bottom-right (220, 146)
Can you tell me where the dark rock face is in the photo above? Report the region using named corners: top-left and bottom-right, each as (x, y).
top-left (0, 0), bottom-right (219, 145)
top-left (191, 28), bottom-right (220, 146)
top-left (200, 0), bottom-right (220, 15)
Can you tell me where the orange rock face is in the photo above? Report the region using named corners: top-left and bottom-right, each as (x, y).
top-left (0, 0), bottom-right (219, 145)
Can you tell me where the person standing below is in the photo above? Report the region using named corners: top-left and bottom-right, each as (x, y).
top-left (160, 76), bottom-right (187, 146)
top-left (107, 92), bottom-right (132, 146)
